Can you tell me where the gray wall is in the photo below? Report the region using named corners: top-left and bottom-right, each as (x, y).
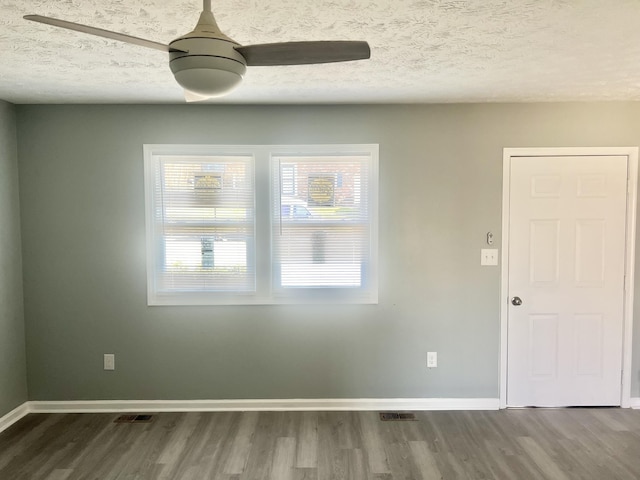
top-left (15, 103), bottom-right (640, 401)
top-left (0, 100), bottom-right (27, 416)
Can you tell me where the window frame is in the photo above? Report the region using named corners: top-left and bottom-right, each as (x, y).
top-left (144, 144), bottom-right (378, 306)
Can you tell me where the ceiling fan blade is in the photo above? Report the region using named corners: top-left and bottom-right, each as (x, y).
top-left (236, 41), bottom-right (370, 66)
top-left (24, 15), bottom-right (186, 53)
top-left (184, 90), bottom-right (212, 102)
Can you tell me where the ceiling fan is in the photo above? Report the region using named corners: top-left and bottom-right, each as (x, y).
top-left (24, 0), bottom-right (371, 101)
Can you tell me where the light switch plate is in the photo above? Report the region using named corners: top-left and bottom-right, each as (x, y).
top-left (481, 249), bottom-right (499, 266)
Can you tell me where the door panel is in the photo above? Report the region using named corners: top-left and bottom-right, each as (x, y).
top-left (574, 314), bottom-right (603, 376)
top-left (529, 220), bottom-right (560, 285)
top-left (507, 155), bottom-right (627, 406)
top-left (529, 314), bottom-right (559, 378)
top-left (575, 220), bottom-right (605, 286)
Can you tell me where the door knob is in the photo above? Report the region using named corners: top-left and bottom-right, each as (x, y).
top-left (511, 296), bottom-right (523, 306)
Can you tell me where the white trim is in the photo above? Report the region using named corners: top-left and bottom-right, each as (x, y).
top-left (28, 398), bottom-right (499, 413)
top-left (500, 147), bottom-right (639, 409)
top-left (621, 152), bottom-right (638, 408)
top-left (500, 151), bottom-right (511, 409)
top-left (0, 402), bottom-right (30, 434)
top-left (1, 398), bottom-right (500, 433)
top-left (628, 398), bottom-right (640, 409)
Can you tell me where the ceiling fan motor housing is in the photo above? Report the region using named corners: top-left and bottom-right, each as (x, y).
top-left (169, 23), bottom-right (247, 97)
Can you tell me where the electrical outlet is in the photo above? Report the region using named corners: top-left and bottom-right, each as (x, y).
top-left (427, 351), bottom-right (437, 368)
top-left (104, 354), bottom-right (115, 371)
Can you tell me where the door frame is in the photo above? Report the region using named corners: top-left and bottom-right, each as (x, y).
top-left (500, 147), bottom-right (639, 408)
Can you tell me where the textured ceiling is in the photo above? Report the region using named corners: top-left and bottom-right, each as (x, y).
top-left (2, 0), bottom-right (640, 104)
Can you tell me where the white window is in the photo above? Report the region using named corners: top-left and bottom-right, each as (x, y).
top-left (144, 144), bottom-right (378, 305)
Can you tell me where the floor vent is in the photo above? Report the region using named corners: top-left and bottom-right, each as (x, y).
top-left (114, 414), bottom-right (154, 424)
top-left (379, 412), bottom-right (417, 421)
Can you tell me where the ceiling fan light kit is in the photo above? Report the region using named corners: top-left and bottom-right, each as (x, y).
top-left (174, 66), bottom-right (244, 98)
top-left (169, 9), bottom-right (246, 97)
top-left (24, 0), bottom-right (371, 100)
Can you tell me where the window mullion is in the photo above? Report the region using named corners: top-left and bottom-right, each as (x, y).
top-left (253, 147), bottom-right (272, 301)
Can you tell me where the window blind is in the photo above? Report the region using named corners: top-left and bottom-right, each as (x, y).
top-left (272, 154), bottom-right (373, 291)
top-left (150, 155), bottom-right (255, 295)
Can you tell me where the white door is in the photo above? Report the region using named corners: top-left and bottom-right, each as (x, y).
top-left (507, 155), bottom-right (628, 406)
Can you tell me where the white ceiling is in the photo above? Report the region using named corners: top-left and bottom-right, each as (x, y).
top-left (3, 0), bottom-right (640, 104)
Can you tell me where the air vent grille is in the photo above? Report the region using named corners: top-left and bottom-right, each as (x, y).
top-left (114, 414), bottom-right (154, 423)
top-left (379, 412), bottom-right (417, 421)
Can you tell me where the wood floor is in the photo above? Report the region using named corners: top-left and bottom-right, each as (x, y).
top-left (2, 408), bottom-right (640, 479)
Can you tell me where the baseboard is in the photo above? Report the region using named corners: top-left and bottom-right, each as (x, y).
top-left (0, 403), bottom-right (30, 434)
top-left (629, 397), bottom-right (640, 409)
top-left (28, 397), bottom-right (500, 413)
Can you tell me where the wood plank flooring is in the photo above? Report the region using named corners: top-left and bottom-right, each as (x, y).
top-left (2, 408), bottom-right (640, 479)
